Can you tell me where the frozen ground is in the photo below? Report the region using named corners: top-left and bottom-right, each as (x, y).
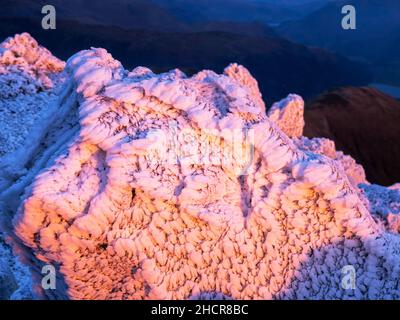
top-left (0, 33), bottom-right (65, 299)
top-left (0, 92), bottom-right (59, 158)
top-left (0, 236), bottom-right (34, 299)
top-left (0, 34), bottom-right (65, 192)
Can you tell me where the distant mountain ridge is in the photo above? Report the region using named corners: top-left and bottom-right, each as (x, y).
top-left (0, 0), bottom-right (188, 32)
top-left (278, 0), bottom-right (400, 85)
top-left (153, 0), bottom-right (328, 24)
top-left (0, 16), bottom-right (371, 104)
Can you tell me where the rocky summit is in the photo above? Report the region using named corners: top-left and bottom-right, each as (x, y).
top-left (0, 34), bottom-right (399, 300)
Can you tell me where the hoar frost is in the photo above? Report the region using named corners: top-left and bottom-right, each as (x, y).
top-left (0, 33), bottom-right (399, 300)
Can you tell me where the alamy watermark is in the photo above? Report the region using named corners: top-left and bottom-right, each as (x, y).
top-left (341, 265), bottom-right (356, 290)
top-left (342, 5), bottom-right (357, 30)
top-left (41, 5), bottom-right (56, 30)
top-left (41, 264), bottom-right (56, 290)
top-left (134, 120), bottom-right (255, 176)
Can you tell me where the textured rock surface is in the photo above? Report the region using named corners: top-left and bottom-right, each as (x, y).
top-left (0, 33), bottom-right (399, 300)
top-left (3, 45), bottom-right (399, 300)
top-left (267, 94), bottom-right (304, 139)
top-left (0, 237), bottom-right (34, 300)
top-left (361, 184), bottom-right (400, 234)
top-left (0, 32), bottom-right (64, 96)
top-left (295, 137), bottom-right (367, 187)
top-left (0, 33), bottom-right (65, 192)
top-left (0, 33), bottom-right (66, 300)
top-left (267, 94), bottom-right (367, 187)
top-left (390, 183), bottom-right (400, 191)
top-left (224, 63), bottom-right (265, 112)
top-left (0, 240), bottom-right (18, 300)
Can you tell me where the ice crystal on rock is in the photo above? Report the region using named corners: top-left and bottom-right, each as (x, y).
top-left (6, 45), bottom-right (400, 300)
top-left (267, 94), bottom-right (304, 138)
top-left (390, 183), bottom-right (400, 191)
top-left (0, 34), bottom-right (66, 299)
top-left (0, 34), bottom-right (66, 192)
top-left (267, 94), bottom-right (367, 187)
top-left (361, 184), bottom-right (400, 234)
top-left (0, 240), bottom-right (18, 300)
top-left (295, 136), bottom-right (367, 187)
top-left (0, 32), bottom-right (65, 173)
top-left (0, 33), bottom-right (64, 94)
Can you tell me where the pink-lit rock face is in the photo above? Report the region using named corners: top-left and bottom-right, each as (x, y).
top-left (224, 63), bottom-right (265, 112)
top-left (268, 95), bottom-right (367, 187)
top-left (10, 46), bottom-right (400, 300)
top-left (268, 94), bottom-right (367, 186)
top-left (390, 183), bottom-right (400, 191)
top-left (295, 136), bottom-right (367, 187)
top-left (267, 94), bottom-right (305, 139)
top-left (0, 32), bottom-right (65, 96)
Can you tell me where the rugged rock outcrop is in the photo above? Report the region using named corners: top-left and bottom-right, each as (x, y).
top-left (296, 137), bottom-right (367, 187)
top-left (0, 33), bottom-right (66, 300)
top-left (0, 34), bottom-right (399, 300)
top-left (267, 94), bottom-right (367, 186)
top-left (0, 32), bottom-right (64, 95)
top-left (267, 94), bottom-right (304, 139)
top-left (361, 184), bottom-right (400, 234)
top-left (0, 33), bottom-right (65, 193)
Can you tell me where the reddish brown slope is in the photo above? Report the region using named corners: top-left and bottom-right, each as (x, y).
top-left (304, 87), bottom-right (400, 186)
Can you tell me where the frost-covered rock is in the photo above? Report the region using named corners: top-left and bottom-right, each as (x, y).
top-left (296, 136), bottom-right (367, 186)
top-left (268, 94), bottom-right (304, 138)
top-left (0, 33), bottom-right (66, 191)
top-left (0, 237), bottom-right (34, 300)
top-left (0, 33), bottom-right (65, 95)
top-left (0, 242), bottom-right (17, 300)
top-left (267, 93), bottom-right (367, 186)
top-left (361, 184), bottom-right (400, 234)
top-left (3, 46), bottom-right (400, 300)
top-left (269, 93), bottom-right (366, 188)
top-left (390, 183), bottom-right (400, 191)
top-left (224, 63), bottom-right (265, 112)
top-left (0, 33), bottom-right (65, 300)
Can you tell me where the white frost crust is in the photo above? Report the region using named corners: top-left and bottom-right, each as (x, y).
top-left (295, 136), bottom-right (367, 187)
top-left (0, 33), bottom-right (69, 299)
top-left (361, 184), bottom-right (400, 234)
top-left (0, 33), bottom-right (66, 190)
top-left (268, 94), bottom-right (305, 138)
top-left (4, 47), bottom-right (400, 300)
top-left (0, 33), bottom-right (65, 94)
top-left (224, 63), bottom-right (265, 112)
top-left (390, 183), bottom-right (400, 191)
top-left (0, 237), bottom-right (34, 300)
